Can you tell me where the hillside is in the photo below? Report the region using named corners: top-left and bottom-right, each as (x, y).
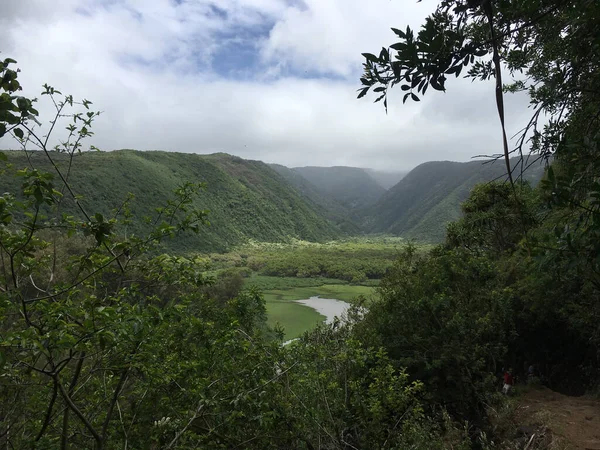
top-left (363, 159), bottom-right (545, 242)
top-left (292, 166), bottom-right (387, 211)
top-left (268, 164), bottom-right (361, 233)
top-left (0, 150), bottom-right (342, 252)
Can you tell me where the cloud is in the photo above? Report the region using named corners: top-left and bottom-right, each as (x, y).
top-left (0, 0), bottom-right (533, 171)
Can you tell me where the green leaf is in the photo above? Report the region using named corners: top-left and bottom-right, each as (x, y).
top-left (391, 28), bottom-right (406, 38)
top-left (14, 128), bottom-right (24, 139)
top-left (0, 123), bottom-right (5, 138)
top-left (379, 47), bottom-right (389, 62)
top-left (411, 93), bottom-right (420, 102)
top-left (430, 78), bottom-right (444, 91)
top-left (361, 53), bottom-right (379, 63)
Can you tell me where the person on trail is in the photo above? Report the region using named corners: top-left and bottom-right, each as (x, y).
top-left (503, 368), bottom-right (514, 395)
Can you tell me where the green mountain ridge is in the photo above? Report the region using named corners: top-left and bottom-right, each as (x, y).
top-left (268, 163), bottom-right (362, 233)
top-left (291, 165), bottom-right (387, 210)
top-left (0, 150), bottom-right (342, 252)
top-left (0, 150), bottom-right (547, 249)
top-left (362, 158), bottom-right (546, 241)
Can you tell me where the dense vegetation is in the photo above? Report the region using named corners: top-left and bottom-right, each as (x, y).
top-left (272, 159), bottom-right (544, 243)
top-left (0, 149), bottom-right (546, 247)
top-left (355, 0), bottom-right (600, 415)
top-left (0, 150), bottom-right (342, 252)
top-left (205, 238), bottom-right (408, 283)
top-left (2, 0), bottom-right (600, 447)
top-left (0, 64), bottom-right (449, 449)
top-left (268, 164), bottom-right (405, 233)
top-left (361, 159), bottom-right (544, 242)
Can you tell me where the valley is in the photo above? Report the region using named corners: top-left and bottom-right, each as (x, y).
top-left (2, 3), bottom-right (599, 447)
top-left (0, 149), bottom-right (544, 340)
top-left (200, 238), bottom-right (405, 339)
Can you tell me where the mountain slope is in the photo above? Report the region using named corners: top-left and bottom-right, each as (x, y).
top-left (363, 159), bottom-right (545, 242)
top-left (0, 150), bottom-right (342, 252)
top-left (268, 164), bottom-right (361, 233)
top-left (292, 166), bottom-right (387, 210)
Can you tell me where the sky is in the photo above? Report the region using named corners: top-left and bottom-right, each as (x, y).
top-left (0, 0), bottom-right (533, 171)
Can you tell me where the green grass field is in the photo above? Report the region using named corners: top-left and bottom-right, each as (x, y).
top-left (265, 300), bottom-right (326, 340)
top-left (261, 282), bottom-right (377, 340)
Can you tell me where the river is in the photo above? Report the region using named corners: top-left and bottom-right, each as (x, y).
top-left (295, 296), bottom-right (351, 324)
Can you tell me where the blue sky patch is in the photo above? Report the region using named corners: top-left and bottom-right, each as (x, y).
top-left (208, 16), bottom-right (273, 79)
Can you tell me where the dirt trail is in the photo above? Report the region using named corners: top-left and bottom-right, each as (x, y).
top-left (515, 386), bottom-right (600, 449)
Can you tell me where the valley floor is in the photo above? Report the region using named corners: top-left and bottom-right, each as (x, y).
top-left (261, 283), bottom-right (375, 340)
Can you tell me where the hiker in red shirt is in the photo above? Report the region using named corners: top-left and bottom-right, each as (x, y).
top-left (503, 368), bottom-right (514, 394)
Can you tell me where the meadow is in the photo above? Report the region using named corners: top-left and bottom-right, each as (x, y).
top-left (261, 284), bottom-right (376, 339)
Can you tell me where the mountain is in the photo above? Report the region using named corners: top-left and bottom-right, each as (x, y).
top-left (0, 150), bottom-right (342, 252)
top-left (291, 166), bottom-right (387, 210)
top-left (269, 164), bottom-right (390, 233)
top-left (362, 159), bottom-right (545, 242)
top-left (364, 169), bottom-right (409, 190)
top-left (268, 164), bottom-right (361, 233)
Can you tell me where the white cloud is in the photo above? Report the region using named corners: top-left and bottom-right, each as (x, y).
top-left (0, 0), bottom-right (533, 171)
top-left (261, 0), bottom-right (434, 78)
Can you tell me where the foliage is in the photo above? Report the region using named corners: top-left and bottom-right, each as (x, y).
top-left (228, 238), bottom-right (407, 282)
top-left (278, 324), bottom-right (447, 450)
top-left (356, 0), bottom-right (600, 398)
top-left (0, 58), bottom-right (453, 449)
top-left (362, 159), bottom-right (544, 243)
top-left (446, 181), bottom-right (539, 254)
top-left (355, 244), bottom-right (514, 419)
top-left (0, 150), bottom-right (343, 253)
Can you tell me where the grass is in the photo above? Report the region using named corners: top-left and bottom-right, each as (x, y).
top-left (262, 284), bottom-right (376, 304)
top-left (210, 238), bottom-right (400, 339)
top-left (261, 283), bottom-right (377, 340)
top-left (265, 299), bottom-right (326, 341)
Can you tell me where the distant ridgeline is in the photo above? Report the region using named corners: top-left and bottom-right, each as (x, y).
top-left (359, 158), bottom-right (546, 242)
top-left (271, 158), bottom-right (545, 243)
top-left (0, 150), bottom-right (545, 251)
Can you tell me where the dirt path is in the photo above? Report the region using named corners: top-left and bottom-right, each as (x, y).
top-left (515, 386), bottom-right (600, 449)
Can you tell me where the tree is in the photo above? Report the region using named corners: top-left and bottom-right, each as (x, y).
top-left (357, 0), bottom-right (600, 393)
top-left (0, 57), bottom-right (223, 448)
top-left (446, 181), bottom-right (538, 254)
top-left (355, 244), bottom-right (514, 419)
top-left (1, 57), bottom-right (447, 449)
top-left (358, 0), bottom-right (600, 185)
